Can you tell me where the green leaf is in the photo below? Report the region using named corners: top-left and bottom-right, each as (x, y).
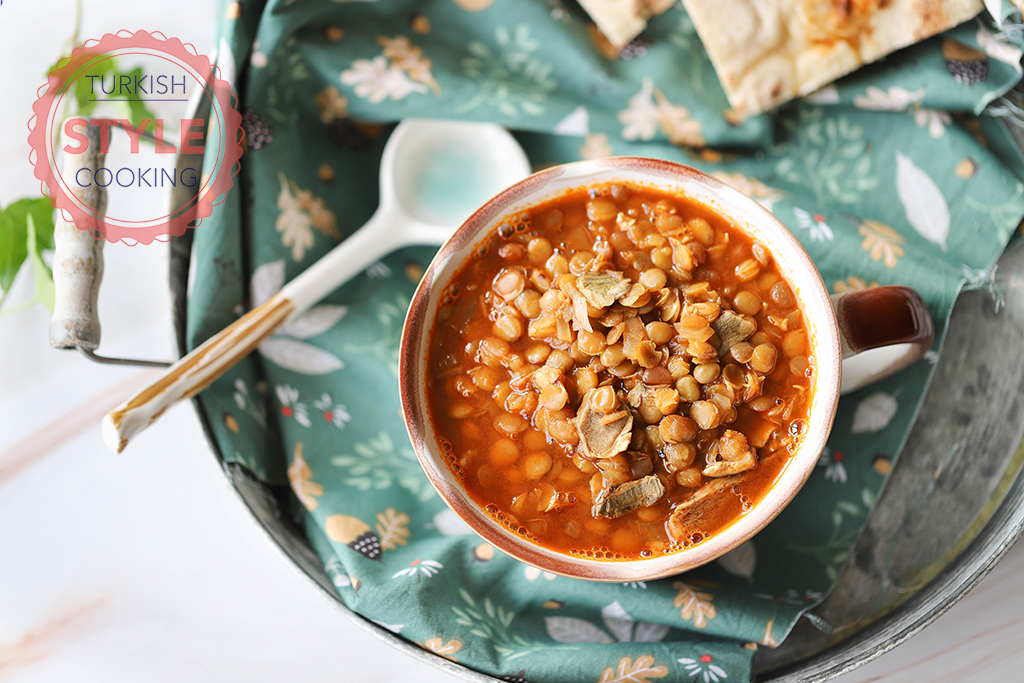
top-left (72, 54), bottom-right (117, 116)
top-left (0, 198), bottom-right (54, 293)
top-left (115, 66), bottom-right (158, 130)
top-left (27, 215), bottom-right (55, 313)
top-left (0, 208), bottom-right (28, 295)
top-left (8, 198), bottom-right (55, 251)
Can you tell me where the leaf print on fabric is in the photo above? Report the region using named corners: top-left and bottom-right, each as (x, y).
top-left (961, 264), bottom-right (1006, 312)
top-left (250, 260), bottom-right (346, 374)
top-left (392, 559), bottom-right (443, 582)
top-left (287, 442), bottom-right (323, 510)
top-left (419, 637), bottom-right (462, 662)
top-left (545, 601), bottom-right (670, 644)
top-left (912, 108), bottom-right (950, 138)
top-left (555, 105), bottom-right (590, 135)
top-left (340, 293), bottom-right (410, 377)
top-left (545, 616), bottom-right (615, 644)
top-left (803, 84), bottom-right (840, 104)
top-left (618, 79), bottom-right (704, 147)
top-left (324, 556), bottom-right (356, 592)
top-left (524, 566), bottom-right (557, 581)
top-left (710, 172), bottom-right (786, 212)
top-left (250, 260), bottom-right (286, 307)
top-left (816, 447), bottom-right (848, 483)
top-left (276, 173), bottom-right (340, 261)
top-left (367, 260), bottom-right (392, 279)
top-left (851, 392), bottom-right (899, 433)
top-left (376, 508), bottom-right (410, 550)
top-left (433, 508), bottom-right (474, 536)
top-left (379, 36), bottom-right (442, 94)
top-left (851, 86), bottom-right (925, 111)
top-left (276, 174), bottom-right (314, 260)
top-left (977, 24), bottom-right (1024, 68)
top-left (314, 85), bottom-right (349, 123)
top-left (792, 208), bottom-right (834, 242)
top-left (787, 493), bottom-right (872, 580)
top-left (372, 619), bottom-right (403, 634)
top-left (832, 276), bottom-right (879, 294)
top-left (341, 56), bottom-right (428, 103)
top-left (281, 305), bottom-right (349, 339)
top-left (313, 392), bottom-right (352, 428)
top-left (851, 217), bottom-right (905, 268)
top-left (775, 108), bottom-right (877, 205)
top-left (330, 431), bottom-right (435, 501)
top-left (715, 539), bottom-right (756, 582)
top-left (275, 384), bottom-right (311, 427)
top-left (601, 602), bottom-right (637, 643)
top-left (261, 338), bottom-right (345, 375)
top-left (232, 378), bottom-right (268, 429)
top-left (760, 620), bottom-right (778, 647)
top-left (679, 654), bottom-right (728, 683)
top-left (896, 152), bottom-right (951, 251)
top-left (581, 133), bottom-right (613, 160)
top-left (460, 25), bottom-right (556, 116)
top-left (452, 588), bottom-right (538, 659)
top-left (596, 655), bottom-right (669, 683)
top-left (672, 582), bottom-right (716, 628)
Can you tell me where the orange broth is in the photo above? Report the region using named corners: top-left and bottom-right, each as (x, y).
top-left (426, 182), bottom-right (813, 560)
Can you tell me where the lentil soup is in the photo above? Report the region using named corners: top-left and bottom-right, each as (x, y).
top-left (425, 182), bottom-right (814, 561)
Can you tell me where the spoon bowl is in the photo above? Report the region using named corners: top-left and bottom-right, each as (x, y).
top-left (103, 119), bottom-right (531, 452)
top-left (289, 119), bottom-right (532, 311)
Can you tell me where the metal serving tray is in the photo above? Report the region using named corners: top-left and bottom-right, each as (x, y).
top-left (167, 157), bottom-right (1024, 683)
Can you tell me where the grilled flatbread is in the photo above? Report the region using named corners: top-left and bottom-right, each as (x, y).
top-left (681, 0), bottom-right (984, 120)
top-left (578, 0), bottom-right (677, 47)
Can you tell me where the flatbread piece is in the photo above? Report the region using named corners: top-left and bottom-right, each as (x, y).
top-left (681, 0), bottom-right (984, 120)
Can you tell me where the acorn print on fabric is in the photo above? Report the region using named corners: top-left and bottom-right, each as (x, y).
top-left (325, 515), bottom-right (382, 561)
top-left (471, 543), bottom-right (494, 562)
top-left (872, 453), bottom-right (892, 476)
top-left (241, 108), bottom-right (273, 150)
top-left (618, 35), bottom-right (650, 61)
top-left (943, 38), bottom-right (988, 85)
top-left (956, 158), bottom-right (977, 178)
top-left (410, 13), bottom-right (431, 34)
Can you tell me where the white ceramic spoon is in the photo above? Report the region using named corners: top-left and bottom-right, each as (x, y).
top-left (104, 119), bottom-right (531, 453)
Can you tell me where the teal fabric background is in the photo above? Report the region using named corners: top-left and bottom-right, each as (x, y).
top-left (187, 2), bottom-right (1024, 681)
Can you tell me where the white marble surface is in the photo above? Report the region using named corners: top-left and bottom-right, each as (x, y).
top-left (1, 2), bottom-right (1022, 682)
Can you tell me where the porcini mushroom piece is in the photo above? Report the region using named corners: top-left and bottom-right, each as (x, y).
top-left (702, 429), bottom-right (757, 477)
top-left (666, 475), bottom-right (746, 540)
top-left (593, 474), bottom-right (665, 518)
top-left (576, 388), bottom-right (633, 460)
top-left (711, 310), bottom-right (757, 356)
top-left (577, 271), bottom-right (631, 309)
top-left (702, 451), bottom-right (756, 477)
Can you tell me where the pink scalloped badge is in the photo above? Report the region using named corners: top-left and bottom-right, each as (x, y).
top-left (28, 31), bottom-right (243, 244)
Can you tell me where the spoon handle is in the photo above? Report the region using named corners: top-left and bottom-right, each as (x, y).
top-left (102, 208), bottom-right (421, 453)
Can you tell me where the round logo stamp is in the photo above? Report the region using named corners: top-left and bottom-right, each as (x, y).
top-left (28, 30), bottom-right (243, 244)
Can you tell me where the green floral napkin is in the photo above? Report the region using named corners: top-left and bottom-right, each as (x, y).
top-left (188, 1), bottom-right (1024, 681)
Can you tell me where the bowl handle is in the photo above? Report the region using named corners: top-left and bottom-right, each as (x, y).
top-left (833, 286), bottom-right (935, 394)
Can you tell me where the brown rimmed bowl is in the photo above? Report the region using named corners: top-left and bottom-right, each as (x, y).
top-left (398, 157), bottom-right (845, 582)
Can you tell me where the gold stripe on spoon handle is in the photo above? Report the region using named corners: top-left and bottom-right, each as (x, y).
top-left (102, 294), bottom-right (294, 453)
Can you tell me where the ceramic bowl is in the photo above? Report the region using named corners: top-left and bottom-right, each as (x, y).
top-left (401, 157), bottom-right (876, 581)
